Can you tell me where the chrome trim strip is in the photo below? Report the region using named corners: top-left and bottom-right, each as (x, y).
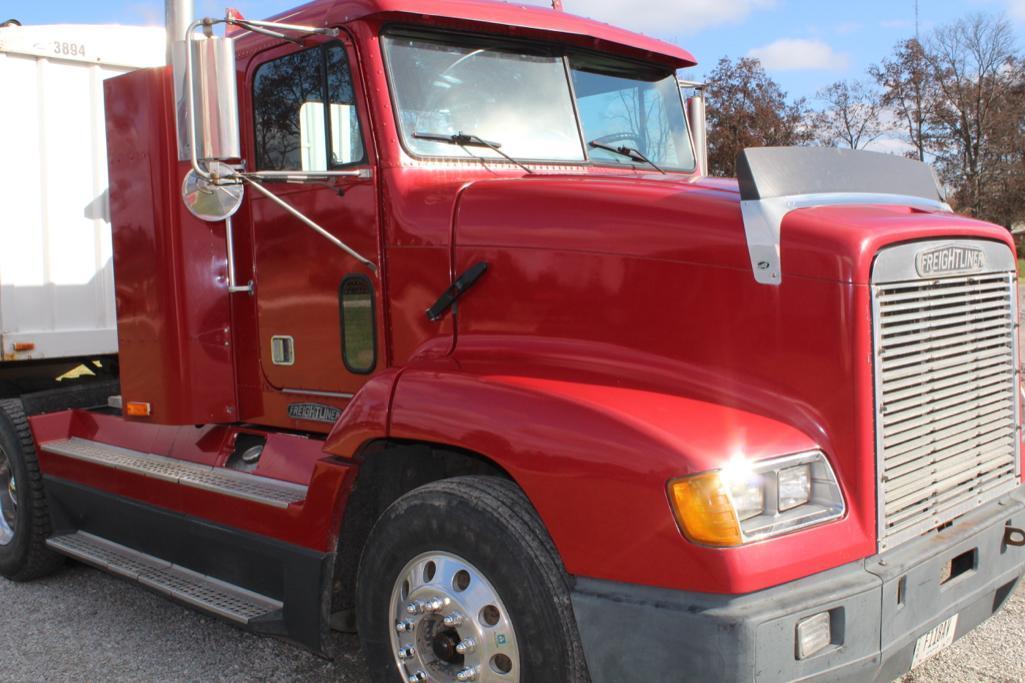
top-left (41, 437), bottom-right (307, 509)
top-left (741, 192), bottom-right (953, 286)
top-left (281, 388), bottom-right (355, 399)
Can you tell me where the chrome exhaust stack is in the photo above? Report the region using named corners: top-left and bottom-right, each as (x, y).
top-left (165, 0), bottom-right (193, 63)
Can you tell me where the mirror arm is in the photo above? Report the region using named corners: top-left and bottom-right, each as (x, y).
top-left (247, 169), bottom-right (372, 181)
top-left (226, 17), bottom-right (340, 38)
top-left (227, 21), bottom-right (301, 44)
top-left (239, 175), bottom-right (378, 274)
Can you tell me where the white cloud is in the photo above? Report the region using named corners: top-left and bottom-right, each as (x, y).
top-left (747, 38), bottom-right (850, 71)
top-left (534, 0), bottom-right (775, 35)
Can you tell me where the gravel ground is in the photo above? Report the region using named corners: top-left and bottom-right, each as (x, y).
top-left (2, 557), bottom-right (1024, 682)
top-left (898, 585), bottom-right (1025, 682)
top-left (1, 562), bottom-right (368, 682)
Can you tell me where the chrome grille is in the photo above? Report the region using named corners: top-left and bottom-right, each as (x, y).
top-left (872, 240), bottom-right (1020, 551)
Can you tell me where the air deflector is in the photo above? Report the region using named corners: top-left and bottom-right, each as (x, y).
top-left (735, 147), bottom-right (951, 285)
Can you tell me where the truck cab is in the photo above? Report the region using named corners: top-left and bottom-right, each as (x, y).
top-left (1, 1), bottom-right (1022, 682)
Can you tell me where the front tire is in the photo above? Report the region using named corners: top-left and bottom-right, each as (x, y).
top-left (0, 399), bottom-right (64, 581)
top-left (357, 476), bottom-right (589, 683)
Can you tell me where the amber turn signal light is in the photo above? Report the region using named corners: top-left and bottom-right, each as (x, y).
top-left (667, 472), bottom-right (743, 547)
top-left (124, 401), bottom-right (152, 417)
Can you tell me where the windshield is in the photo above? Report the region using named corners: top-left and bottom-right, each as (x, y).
top-left (381, 31), bottom-right (695, 172)
top-left (382, 33), bottom-right (584, 161)
top-left (570, 62), bottom-right (695, 172)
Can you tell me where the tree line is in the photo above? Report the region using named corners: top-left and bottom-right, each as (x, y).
top-left (703, 13), bottom-right (1024, 229)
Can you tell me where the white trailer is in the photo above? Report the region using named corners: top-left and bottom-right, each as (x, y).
top-left (0, 23), bottom-right (163, 371)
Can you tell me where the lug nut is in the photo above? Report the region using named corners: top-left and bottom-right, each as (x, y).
top-left (407, 671), bottom-right (428, 682)
top-left (398, 645), bottom-right (416, 660)
top-left (442, 612), bottom-right (464, 627)
top-left (407, 597), bottom-right (445, 615)
top-left (455, 666), bottom-right (480, 681)
top-left (455, 638), bottom-right (477, 655)
top-left (396, 620), bottom-right (415, 633)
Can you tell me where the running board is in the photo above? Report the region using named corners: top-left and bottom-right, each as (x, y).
top-left (47, 531), bottom-right (283, 624)
top-left (40, 437), bottom-right (307, 509)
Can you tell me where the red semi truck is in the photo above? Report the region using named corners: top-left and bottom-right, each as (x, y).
top-left (1, 1), bottom-right (1023, 681)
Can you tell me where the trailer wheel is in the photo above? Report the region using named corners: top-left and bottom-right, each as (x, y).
top-left (0, 399), bottom-right (63, 581)
top-left (357, 476), bottom-right (589, 683)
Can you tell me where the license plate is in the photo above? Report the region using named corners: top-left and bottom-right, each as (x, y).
top-left (911, 614), bottom-right (959, 669)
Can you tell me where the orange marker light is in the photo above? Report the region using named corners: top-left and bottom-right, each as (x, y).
top-left (125, 401), bottom-right (152, 417)
top-left (668, 472), bottom-right (743, 547)
top-left (13, 343), bottom-right (35, 352)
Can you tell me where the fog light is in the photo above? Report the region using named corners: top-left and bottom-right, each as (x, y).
top-left (796, 612), bottom-right (831, 659)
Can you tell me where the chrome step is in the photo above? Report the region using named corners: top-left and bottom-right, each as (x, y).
top-left (46, 532), bottom-right (282, 624)
top-left (41, 437), bottom-right (306, 509)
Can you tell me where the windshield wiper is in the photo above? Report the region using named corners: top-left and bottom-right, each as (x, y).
top-left (413, 132), bottom-right (534, 174)
top-left (588, 140), bottom-right (666, 175)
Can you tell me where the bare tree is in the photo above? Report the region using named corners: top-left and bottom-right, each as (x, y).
top-left (870, 38), bottom-right (936, 161)
top-left (927, 14), bottom-right (1017, 218)
top-left (704, 57), bottom-right (813, 177)
top-left (815, 80), bottom-right (885, 149)
top-left (982, 57), bottom-right (1025, 227)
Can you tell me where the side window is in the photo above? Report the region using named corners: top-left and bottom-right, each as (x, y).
top-left (253, 43), bottom-right (366, 171)
top-left (339, 275), bottom-right (376, 374)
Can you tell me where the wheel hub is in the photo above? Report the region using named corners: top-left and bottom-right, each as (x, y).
top-left (431, 628), bottom-right (463, 663)
top-left (389, 551), bottom-right (519, 682)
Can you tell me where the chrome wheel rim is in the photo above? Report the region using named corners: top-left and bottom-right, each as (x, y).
top-left (389, 551), bottom-right (519, 683)
top-left (0, 448), bottom-right (16, 545)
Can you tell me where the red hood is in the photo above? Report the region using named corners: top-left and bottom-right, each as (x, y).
top-left (452, 173), bottom-right (1015, 284)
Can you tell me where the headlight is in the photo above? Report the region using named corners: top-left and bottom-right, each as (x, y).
top-left (668, 450), bottom-right (845, 547)
top-left (777, 464), bottom-right (811, 511)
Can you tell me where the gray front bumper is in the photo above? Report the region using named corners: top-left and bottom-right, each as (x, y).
top-left (572, 488), bottom-right (1025, 683)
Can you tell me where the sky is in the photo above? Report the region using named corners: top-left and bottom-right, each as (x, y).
top-left (6, 0), bottom-right (1025, 102)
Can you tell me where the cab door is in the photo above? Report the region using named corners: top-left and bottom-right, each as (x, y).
top-left (248, 39), bottom-right (379, 395)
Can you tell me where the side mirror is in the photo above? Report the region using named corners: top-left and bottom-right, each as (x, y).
top-left (182, 161), bottom-right (243, 222)
top-left (680, 81), bottom-right (708, 177)
top-left (172, 31), bottom-right (241, 164)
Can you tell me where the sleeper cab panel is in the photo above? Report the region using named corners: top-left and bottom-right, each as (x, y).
top-left (104, 67), bottom-right (236, 425)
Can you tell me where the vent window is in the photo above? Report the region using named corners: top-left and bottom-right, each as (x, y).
top-left (340, 276), bottom-right (376, 374)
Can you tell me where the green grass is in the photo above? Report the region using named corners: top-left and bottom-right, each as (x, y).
top-left (1019, 258), bottom-right (1024, 282)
